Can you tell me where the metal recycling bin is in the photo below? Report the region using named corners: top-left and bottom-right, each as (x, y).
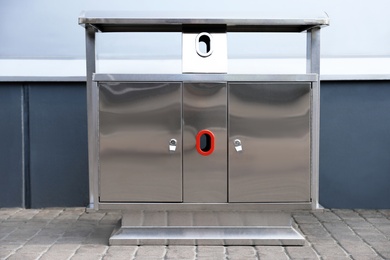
top-left (79, 12), bottom-right (329, 245)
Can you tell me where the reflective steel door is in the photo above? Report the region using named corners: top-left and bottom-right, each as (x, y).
top-left (99, 82), bottom-right (182, 202)
top-left (183, 83), bottom-right (227, 202)
top-left (228, 83), bottom-right (311, 203)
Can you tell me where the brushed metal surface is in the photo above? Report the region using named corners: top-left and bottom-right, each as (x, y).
top-left (93, 73), bottom-right (318, 82)
top-left (307, 28), bottom-right (321, 209)
top-left (229, 82), bottom-right (311, 203)
top-left (110, 210), bottom-right (304, 245)
top-left (78, 11), bottom-right (329, 33)
top-left (183, 83), bottom-right (227, 202)
top-left (98, 202), bottom-right (313, 211)
top-left (109, 227), bottom-right (304, 246)
top-left (99, 82), bottom-right (182, 202)
top-left (182, 33), bottom-right (227, 73)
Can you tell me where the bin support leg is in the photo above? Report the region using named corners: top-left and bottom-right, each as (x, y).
top-left (109, 210), bottom-right (305, 246)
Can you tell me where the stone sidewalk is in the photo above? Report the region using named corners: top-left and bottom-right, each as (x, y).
top-left (1, 208), bottom-right (390, 259)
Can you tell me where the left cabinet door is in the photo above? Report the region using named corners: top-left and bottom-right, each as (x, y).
top-left (99, 82), bottom-right (182, 202)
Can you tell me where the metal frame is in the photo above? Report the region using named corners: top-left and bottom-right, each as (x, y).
top-left (85, 26), bottom-right (97, 211)
top-left (307, 28), bottom-right (321, 209)
top-left (80, 13), bottom-right (327, 245)
top-left (82, 15), bottom-right (326, 211)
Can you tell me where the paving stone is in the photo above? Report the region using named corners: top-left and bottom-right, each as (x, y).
top-left (360, 234), bottom-right (389, 244)
top-left (136, 245), bottom-right (166, 258)
top-left (38, 227), bottom-right (67, 236)
top-left (227, 255), bottom-right (257, 260)
top-left (2, 208), bottom-right (390, 259)
top-left (321, 257), bottom-right (352, 260)
top-left (12, 245), bottom-right (50, 259)
top-left (285, 244), bottom-right (318, 259)
top-left (103, 246), bottom-right (138, 259)
top-left (312, 242), bottom-right (348, 258)
top-left (374, 225), bottom-right (390, 236)
top-left (165, 245), bottom-right (195, 259)
top-left (71, 244), bottom-right (108, 260)
top-left (7, 209), bottom-right (41, 221)
top-left (379, 210), bottom-right (390, 217)
top-left (197, 246), bottom-right (226, 258)
top-left (32, 209), bottom-right (63, 222)
top-left (0, 208), bottom-right (22, 213)
top-left (323, 222), bottom-right (360, 241)
top-left (0, 251), bottom-right (14, 259)
top-left (312, 210), bottom-right (341, 223)
top-left (368, 242), bottom-right (390, 258)
top-left (75, 244), bottom-right (108, 254)
top-left (78, 212), bottom-right (106, 222)
top-left (40, 251), bottom-right (77, 260)
top-left (333, 209), bottom-right (361, 219)
top-left (0, 226), bottom-right (17, 240)
top-left (356, 209), bottom-right (384, 218)
top-left (255, 246), bottom-right (288, 260)
top-left (83, 226), bottom-right (115, 245)
top-left (7, 252), bottom-right (43, 260)
top-left (339, 241), bottom-right (377, 256)
top-left (306, 234), bottom-right (336, 244)
top-left (62, 226), bottom-right (94, 238)
top-left (71, 254), bottom-right (107, 260)
top-left (99, 212), bottom-right (122, 225)
top-left (293, 213), bottom-right (318, 224)
top-left (299, 223), bottom-right (331, 237)
top-left (352, 254), bottom-right (383, 260)
top-left (226, 246), bottom-right (256, 257)
top-left (56, 236), bottom-right (88, 244)
top-left (47, 243), bottom-right (81, 252)
top-left (366, 218), bottom-right (390, 225)
top-left (25, 234), bottom-right (62, 245)
top-left (3, 231), bottom-right (41, 244)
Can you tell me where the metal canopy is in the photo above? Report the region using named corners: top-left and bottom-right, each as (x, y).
top-left (79, 11), bottom-right (329, 33)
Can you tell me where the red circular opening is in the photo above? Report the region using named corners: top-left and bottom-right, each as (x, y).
top-left (196, 130), bottom-right (215, 156)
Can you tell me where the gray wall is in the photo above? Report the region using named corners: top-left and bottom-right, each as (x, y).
top-left (0, 84), bottom-right (24, 207)
top-left (1, 81), bottom-right (390, 209)
top-left (0, 82), bottom-right (89, 208)
top-left (320, 81), bottom-right (390, 209)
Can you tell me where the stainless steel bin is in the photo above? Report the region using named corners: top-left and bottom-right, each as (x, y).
top-left (79, 12), bottom-right (329, 245)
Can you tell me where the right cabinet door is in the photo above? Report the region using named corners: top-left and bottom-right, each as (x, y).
top-left (228, 82), bottom-right (311, 203)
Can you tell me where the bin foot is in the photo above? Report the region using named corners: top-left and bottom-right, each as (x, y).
top-left (108, 210), bottom-right (305, 246)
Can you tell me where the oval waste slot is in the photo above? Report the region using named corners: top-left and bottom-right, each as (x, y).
top-left (196, 129), bottom-right (215, 156)
top-left (196, 32), bottom-right (213, 57)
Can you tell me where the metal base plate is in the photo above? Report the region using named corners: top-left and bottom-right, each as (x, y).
top-left (108, 210), bottom-right (305, 246)
top-left (109, 226), bottom-right (304, 246)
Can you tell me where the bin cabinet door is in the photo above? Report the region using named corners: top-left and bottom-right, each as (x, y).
top-left (228, 82), bottom-right (311, 203)
top-left (99, 82), bottom-right (182, 202)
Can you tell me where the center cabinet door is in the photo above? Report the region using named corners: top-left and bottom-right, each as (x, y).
top-left (99, 82), bottom-right (182, 202)
top-left (183, 83), bottom-right (227, 202)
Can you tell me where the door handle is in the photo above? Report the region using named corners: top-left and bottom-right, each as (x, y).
top-left (234, 139), bottom-right (243, 152)
top-left (169, 139), bottom-right (177, 152)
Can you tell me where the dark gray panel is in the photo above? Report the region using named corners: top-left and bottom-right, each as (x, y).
top-left (0, 84), bottom-right (24, 207)
top-left (29, 83), bottom-right (88, 207)
top-left (320, 81), bottom-right (390, 209)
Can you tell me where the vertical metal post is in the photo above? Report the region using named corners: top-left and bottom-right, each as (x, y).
top-left (306, 28), bottom-right (320, 75)
top-left (307, 27), bottom-right (321, 210)
top-left (85, 26), bottom-right (98, 211)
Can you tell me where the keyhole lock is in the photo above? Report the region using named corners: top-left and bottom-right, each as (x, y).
top-left (234, 139), bottom-right (243, 152)
top-left (169, 139), bottom-right (177, 152)
top-left (195, 32), bottom-right (213, 57)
